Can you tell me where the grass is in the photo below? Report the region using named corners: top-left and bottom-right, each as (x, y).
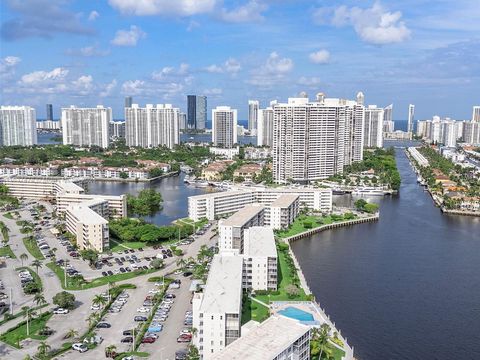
top-left (109, 239), bottom-right (146, 252)
top-left (241, 297), bottom-right (270, 325)
top-left (3, 212), bottom-right (13, 219)
top-left (115, 352), bottom-right (150, 359)
top-left (0, 245), bottom-right (16, 258)
top-left (0, 304), bottom-right (49, 326)
top-left (22, 236), bottom-right (45, 260)
top-left (47, 262), bottom-right (160, 290)
top-left (0, 312), bottom-right (53, 348)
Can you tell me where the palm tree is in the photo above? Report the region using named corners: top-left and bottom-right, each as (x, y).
top-left (36, 341), bottom-right (51, 358)
top-left (23, 355), bottom-right (33, 360)
top-left (20, 253), bottom-right (28, 267)
top-left (22, 306), bottom-right (37, 336)
top-left (64, 328), bottom-right (79, 340)
top-left (176, 258), bottom-right (187, 270)
top-left (105, 344), bottom-right (117, 358)
top-left (86, 312), bottom-right (100, 328)
top-left (30, 259), bottom-right (43, 275)
top-left (314, 323), bottom-right (332, 360)
top-left (33, 293), bottom-right (47, 311)
top-left (92, 294), bottom-right (108, 308)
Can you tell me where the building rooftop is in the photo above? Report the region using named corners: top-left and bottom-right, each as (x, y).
top-left (270, 194), bottom-right (299, 208)
top-left (220, 203), bottom-right (264, 227)
top-left (210, 315), bottom-right (310, 360)
top-left (243, 227), bottom-right (277, 258)
top-left (197, 254), bottom-right (243, 314)
top-left (67, 205), bottom-right (108, 225)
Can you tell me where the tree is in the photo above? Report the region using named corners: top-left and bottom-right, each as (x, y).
top-left (187, 344), bottom-right (200, 360)
top-left (119, 171), bottom-right (129, 179)
top-left (311, 323), bottom-right (333, 360)
top-left (30, 259), bottom-right (43, 275)
top-left (64, 328), bottom-right (78, 340)
top-left (127, 189), bottom-right (163, 216)
top-left (354, 199), bottom-right (367, 212)
top-left (36, 341), bottom-right (51, 358)
top-left (24, 282), bottom-right (41, 294)
top-left (92, 294), bottom-right (108, 309)
top-left (52, 291), bottom-right (76, 310)
top-left (150, 258), bottom-right (164, 269)
top-left (176, 258), bottom-right (187, 270)
top-left (86, 312), bottom-right (100, 328)
top-left (285, 284), bottom-right (300, 298)
top-left (34, 293), bottom-right (47, 309)
top-left (22, 306), bottom-right (37, 336)
top-left (80, 249), bottom-right (99, 267)
top-left (105, 344), bottom-right (117, 358)
top-left (20, 253), bottom-right (28, 267)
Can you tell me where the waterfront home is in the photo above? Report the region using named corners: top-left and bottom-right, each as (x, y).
top-left (233, 163), bottom-right (263, 181)
top-left (202, 160), bottom-right (234, 181)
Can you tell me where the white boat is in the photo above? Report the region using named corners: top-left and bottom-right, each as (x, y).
top-left (352, 187), bottom-right (385, 196)
top-left (195, 180), bottom-right (210, 187)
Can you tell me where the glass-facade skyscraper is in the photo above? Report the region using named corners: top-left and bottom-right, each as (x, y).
top-left (46, 104), bottom-right (53, 120)
top-left (187, 95), bottom-right (207, 130)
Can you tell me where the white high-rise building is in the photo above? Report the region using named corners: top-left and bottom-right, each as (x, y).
top-left (248, 100), bottom-right (259, 134)
top-left (442, 120), bottom-right (457, 147)
top-left (383, 104), bottom-right (394, 132)
top-left (212, 106), bottom-right (238, 148)
top-left (0, 106), bottom-right (37, 146)
top-left (473, 106), bottom-right (480, 122)
top-left (463, 121), bottom-right (480, 144)
top-left (408, 104), bottom-right (415, 135)
top-left (272, 92), bottom-right (365, 183)
top-left (257, 104), bottom-right (274, 147)
top-left (125, 104), bottom-right (180, 149)
top-left (61, 106), bottom-right (111, 148)
top-left (364, 105), bottom-right (384, 148)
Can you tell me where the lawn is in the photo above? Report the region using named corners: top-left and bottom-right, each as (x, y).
top-left (47, 262), bottom-right (161, 290)
top-left (0, 304), bottom-right (49, 327)
top-left (0, 245), bottom-right (16, 258)
top-left (109, 239), bottom-right (146, 252)
top-left (241, 297), bottom-right (270, 325)
top-left (3, 212), bottom-right (13, 219)
top-left (0, 312), bottom-right (53, 348)
top-left (276, 214), bottom-right (357, 239)
top-left (22, 237), bottom-right (45, 260)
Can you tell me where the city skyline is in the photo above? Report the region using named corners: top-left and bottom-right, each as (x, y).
top-left (1, 0), bottom-right (479, 120)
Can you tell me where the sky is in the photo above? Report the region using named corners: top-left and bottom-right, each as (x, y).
top-left (0, 0), bottom-right (479, 121)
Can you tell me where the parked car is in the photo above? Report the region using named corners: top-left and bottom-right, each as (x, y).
top-left (122, 330), bottom-right (133, 336)
top-left (177, 334), bottom-right (192, 343)
top-left (142, 337), bottom-right (156, 343)
top-left (134, 315), bottom-right (147, 322)
top-left (72, 343), bottom-right (88, 352)
top-left (53, 308), bottom-right (69, 314)
top-left (137, 307), bottom-right (150, 313)
top-left (96, 322), bottom-right (111, 328)
top-left (121, 337), bottom-right (133, 343)
top-left (175, 349), bottom-right (188, 360)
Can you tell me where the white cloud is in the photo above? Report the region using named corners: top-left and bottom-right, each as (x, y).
top-left (0, 56), bottom-right (21, 75)
top-left (72, 75), bottom-right (94, 96)
top-left (88, 10), bottom-right (100, 21)
top-left (314, 2), bottom-right (411, 45)
top-left (108, 0), bottom-right (217, 16)
top-left (309, 50), bottom-right (330, 64)
top-left (66, 45), bottom-right (110, 57)
top-left (219, 1), bottom-right (267, 23)
top-left (20, 67), bottom-right (69, 84)
top-left (152, 63), bottom-right (190, 80)
top-left (121, 79), bottom-right (145, 95)
top-left (204, 58), bottom-right (241, 74)
top-left (100, 79), bottom-right (117, 97)
top-left (111, 25), bottom-right (146, 47)
top-left (203, 88), bottom-right (223, 97)
top-left (297, 76), bottom-right (321, 87)
top-left (248, 52), bottom-right (293, 88)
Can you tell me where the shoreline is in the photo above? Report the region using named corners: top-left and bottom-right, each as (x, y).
top-left (278, 215), bottom-right (379, 360)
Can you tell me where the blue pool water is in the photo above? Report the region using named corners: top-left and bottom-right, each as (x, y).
top-left (278, 307), bottom-right (314, 322)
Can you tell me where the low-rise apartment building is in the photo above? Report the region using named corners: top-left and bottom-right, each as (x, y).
top-left (56, 193), bottom-right (126, 218)
top-left (242, 227), bottom-right (277, 291)
top-left (218, 204), bottom-right (265, 253)
top-left (233, 163), bottom-right (263, 181)
top-left (202, 161), bottom-right (234, 181)
top-left (210, 315), bottom-right (311, 360)
top-left (0, 165), bottom-right (60, 177)
top-left (192, 254), bottom-right (243, 360)
top-left (266, 194), bottom-right (300, 230)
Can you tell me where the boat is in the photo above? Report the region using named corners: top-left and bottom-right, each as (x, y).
top-left (351, 187), bottom-right (386, 196)
top-left (195, 180), bottom-right (210, 188)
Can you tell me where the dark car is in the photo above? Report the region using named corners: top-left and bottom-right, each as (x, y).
top-left (96, 322), bottom-right (111, 328)
top-left (175, 349), bottom-right (188, 360)
top-left (129, 249), bottom-right (135, 253)
top-left (145, 257), bottom-right (151, 261)
top-left (119, 267), bottom-right (126, 273)
top-left (164, 293), bottom-right (176, 299)
top-left (101, 271), bottom-right (108, 276)
top-left (120, 257), bottom-right (126, 262)
top-left (121, 337), bottom-right (133, 343)
top-left (122, 330), bottom-right (133, 336)
top-left (138, 248), bottom-right (144, 252)
top-left (142, 337), bottom-right (156, 344)
top-left (134, 316), bottom-right (147, 322)
top-left (38, 328), bottom-right (54, 336)
top-left (107, 270), bottom-right (113, 276)
top-left (183, 271), bottom-right (193, 277)
top-left (142, 265), bottom-right (148, 270)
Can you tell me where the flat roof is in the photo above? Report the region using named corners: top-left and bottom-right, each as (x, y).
top-left (198, 254), bottom-right (243, 314)
top-left (243, 227), bottom-right (277, 258)
top-left (221, 204), bottom-right (264, 227)
top-left (270, 194), bottom-right (299, 208)
top-left (67, 205), bottom-right (108, 225)
top-left (211, 315), bottom-right (310, 360)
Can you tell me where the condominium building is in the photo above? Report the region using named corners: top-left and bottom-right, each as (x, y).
top-left (36, 120), bottom-right (61, 130)
top-left (125, 96), bottom-right (133, 108)
top-left (257, 105), bottom-right (274, 147)
top-left (56, 193), bottom-right (126, 218)
top-left (46, 104), bottom-right (53, 121)
top-left (219, 204), bottom-right (265, 253)
top-left (472, 106), bottom-right (480, 122)
top-left (272, 92), bottom-right (365, 183)
top-left (61, 105), bottom-right (111, 148)
top-left (383, 104), bottom-right (394, 133)
top-left (212, 106), bottom-right (238, 148)
top-left (187, 95), bottom-right (207, 130)
top-left (266, 194), bottom-right (300, 230)
top-left (125, 104), bottom-right (180, 149)
top-left (463, 121), bottom-right (480, 145)
top-left (192, 254), bottom-right (243, 359)
top-left (210, 315), bottom-right (311, 360)
top-left (242, 227), bottom-right (277, 291)
top-left (407, 104), bottom-right (415, 135)
top-left (248, 100), bottom-right (259, 134)
top-left (0, 106), bottom-right (37, 146)
top-left (188, 187), bottom-right (332, 221)
top-left (407, 147), bottom-right (429, 167)
top-left (0, 165), bottom-right (60, 177)
top-left (364, 105), bottom-right (384, 148)
top-left (109, 120), bottom-right (125, 139)
top-left (417, 116), bottom-right (465, 146)
top-left (65, 202), bottom-right (109, 252)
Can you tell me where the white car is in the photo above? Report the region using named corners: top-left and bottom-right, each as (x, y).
top-left (180, 329), bottom-right (192, 335)
top-left (53, 308), bottom-right (69, 314)
top-left (72, 343), bottom-right (88, 352)
top-left (137, 307), bottom-right (150, 313)
top-left (91, 304), bottom-right (100, 311)
top-left (148, 289), bottom-right (160, 294)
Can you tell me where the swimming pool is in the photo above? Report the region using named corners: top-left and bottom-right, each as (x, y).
top-left (278, 307), bottom-right (315, 322)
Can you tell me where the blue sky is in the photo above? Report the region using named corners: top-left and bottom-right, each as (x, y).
top-left (1, 0), bottom-right (479, 121)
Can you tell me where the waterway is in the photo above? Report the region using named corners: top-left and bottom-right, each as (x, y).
top-left (291, 143), bottom-right (480, 360)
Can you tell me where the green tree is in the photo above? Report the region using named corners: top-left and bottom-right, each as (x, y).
top-left (20, 253), bottom-right (28, 267)
top-left (92, 294), bottom-right (108, 309)
top-left (64, 328), bottom-right (78, 339)
top-left (30, 259), bottom-right (43, 274)
top-left (34, 293), bottom-right (47, 309)
top-left (285, 284), bottom-right (300, 298)
top-left (80, 249), bottom-right (99, 267)
top-left (52, 291), bottom-right (76, 310)
top-left (22, 306), bottom-right (37, 336)
top-left (36, 341), bottom-right (51, 358)
top-left (150, 258), bottom-right (164, 269)
top-left (126, 189), bottom-right (163, 216)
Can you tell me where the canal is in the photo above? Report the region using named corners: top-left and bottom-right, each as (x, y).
top-left (291, 145), bottom-right (480, 360)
